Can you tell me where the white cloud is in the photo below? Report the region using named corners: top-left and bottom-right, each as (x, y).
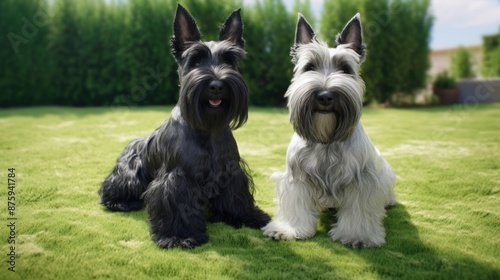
top-left (431, 0), bottom-right (500, 27)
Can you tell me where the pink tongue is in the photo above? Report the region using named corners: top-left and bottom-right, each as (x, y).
top-left (209, 99), bottom-right (222, 106)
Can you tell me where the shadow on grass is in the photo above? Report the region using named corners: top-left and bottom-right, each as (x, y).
top-left (315, 203), bottom-right (499, 279)
top-left (101, 203), bottom-right (344, 278)
top-left (97, 201), bottom-right (499, 279)
top-left (198, 226), bottom-right (346, 279)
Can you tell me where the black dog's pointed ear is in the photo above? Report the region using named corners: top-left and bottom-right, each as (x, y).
top-left (171, 4), bottom-right (201, 61)
top-left (336, 13), bottom-right (365, 59)
top-left (219, 9), bottom-right (244, 48)
top-left (295, 13), bottom-right (315, 45)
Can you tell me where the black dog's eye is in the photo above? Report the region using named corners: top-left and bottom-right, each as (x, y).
top-left (187, 53), bottom-right (205, 69)
top-left (188, 59), bottom-right (201, 68)
top-left (304, 63), bottom-right (315, 72)
top-left (220, 53), bottom-right (237, 67)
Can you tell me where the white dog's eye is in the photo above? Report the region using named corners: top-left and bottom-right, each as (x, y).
top-left (339, 65), bottom-right (352, 75)
top-left (304, 63), bottom-right (315, 72)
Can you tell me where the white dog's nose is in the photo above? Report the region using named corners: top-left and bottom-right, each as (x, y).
top-left (316, 91), bottom-right (334, 105)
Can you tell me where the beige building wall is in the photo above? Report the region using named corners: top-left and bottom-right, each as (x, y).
top-left (428, 45), bottom-right (482, 77)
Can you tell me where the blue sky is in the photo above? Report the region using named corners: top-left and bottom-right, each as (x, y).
top-left (428, 0), bottom-right (500, 49)
top-left (243, 0), bottom-right (500, 50)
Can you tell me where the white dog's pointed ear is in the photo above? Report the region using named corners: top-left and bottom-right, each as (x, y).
top-left (219, 9), bottom-right (245, 48)
top-left (295, 13), bottom-right (315, 45)
top-left (171, 4), bottom-right (201, 61)
top-left (336, 13), bottom-right (366, 59)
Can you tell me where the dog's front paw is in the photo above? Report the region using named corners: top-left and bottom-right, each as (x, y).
top-left (154, 234), bottom-right (208, 249)
top-left (262, 221), bottom-right (307, 240)
top-left (328, 226), bottom-right (385, 248)
top-left (100, 199), bottom-right (143, 212)
top-left (243, 208), bottom-right (272, 229)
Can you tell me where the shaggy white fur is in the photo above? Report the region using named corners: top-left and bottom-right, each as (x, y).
top-left (262, 13), bottom-right (396, 248)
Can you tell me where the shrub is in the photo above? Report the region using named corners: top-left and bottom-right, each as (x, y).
top-left (433, 70), bottom-right (456, 89)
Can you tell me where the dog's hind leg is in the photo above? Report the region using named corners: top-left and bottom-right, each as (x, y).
top-left (143, 167), bottom-right (208, 249)
top-left (99, 139), bottom-right (149, 211)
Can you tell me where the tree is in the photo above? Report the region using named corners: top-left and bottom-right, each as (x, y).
top-left (402, 0), bottom-right (433, 93)
top-left (50, 0), bottom-right (84, 105)
top-left (481, 32), bottom-right (500, 77)
top-left (243, 0), bottom-right (295, 106)
top-left (320, 0), bottom-right (433, 103)
top-left (320, 0), bottom-right (359, 46)
top-left (358, 0), bottom-right (391, 103)
top-left (2, 0), bottom-right (434, 107)
top-left (451, 46), bottom-right (475, 79)
top-left (291, 0), bottom-right (315, 28)
top-left (93, 2), bottom-right (130, 106)
top-left (120, 0), bottom-right (177, 106)
top-left (0, 0), bottom-right (53, 107)
top-left (180, 0), bottom-right (242, 41)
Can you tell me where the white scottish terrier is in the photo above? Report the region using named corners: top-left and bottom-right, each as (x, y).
top-left (262, 14), bottom-right (396, 248)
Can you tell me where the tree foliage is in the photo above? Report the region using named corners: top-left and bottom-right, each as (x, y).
top-left (481, 32), bottom-right (500, 77)
top-left (1, 0), bottom-right (53, 106)
top-left (292, 0), bottom-right (315, 28)
top-left (242, 0), bottom-right (295, 106)
top-left (451, 46), bottom-right (475, 79)
top-left (1, 0), bottom-right (433, 107)
top-left (321, 0), bottom-right (433, 103)
top-left (320, 0), bottom-right (359, 46)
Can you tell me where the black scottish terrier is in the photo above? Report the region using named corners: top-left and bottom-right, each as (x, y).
top-left (99, 4), bottom-right (270, 249)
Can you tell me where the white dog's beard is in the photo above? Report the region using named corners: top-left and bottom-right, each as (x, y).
top-left (312, 113), bottom-right (336, 143)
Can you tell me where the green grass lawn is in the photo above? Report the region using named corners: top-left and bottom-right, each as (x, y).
top-left (1, 104), bottom-right (499, 279)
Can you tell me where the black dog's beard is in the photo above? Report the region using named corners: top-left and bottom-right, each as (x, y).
top-left (178, 67), bottom-right (248, 132)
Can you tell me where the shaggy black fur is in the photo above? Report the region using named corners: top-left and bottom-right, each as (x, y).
top-left (98, 4), bottom-right (270, 249)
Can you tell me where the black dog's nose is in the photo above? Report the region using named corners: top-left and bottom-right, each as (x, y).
top-left (209, 80), bottom-right (224, 95)
top-left (315, 91), bottom-right (334, 105)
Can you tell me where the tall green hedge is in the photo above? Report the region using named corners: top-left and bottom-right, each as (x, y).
top-left (1, 0), bottom-right (53, 106)
top-left (1, 0), bottom-right (433, 107)
top-left (242, 0), bottom-right (295, 106)
top-left (320, 0), bottom-right (433, 103)
top-left (481, 32), bottom-right (500, 77)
